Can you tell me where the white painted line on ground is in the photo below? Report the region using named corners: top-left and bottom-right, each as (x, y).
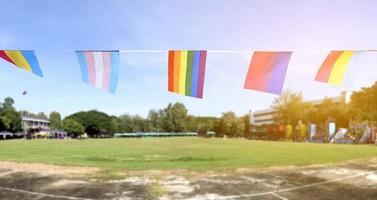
top-left (0, 186), bottom-right (95, 200)
top-left (32, 194), bottom-right (46, 200)
top-left (196, 171), bottom-right (376, 200)
top-left (271, 192), bottom-right (289, 200)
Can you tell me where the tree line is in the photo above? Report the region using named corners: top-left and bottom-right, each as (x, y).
top-left (2, 81), bottom-right (377, 138)
top-left (0, 99), bottom-right (249, 138)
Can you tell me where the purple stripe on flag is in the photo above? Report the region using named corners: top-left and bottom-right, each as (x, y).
top-left (266, 52), bottom-right (292, 95)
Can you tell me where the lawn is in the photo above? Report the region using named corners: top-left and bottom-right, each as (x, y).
top-left (0, 138), bottom-right (376, 171)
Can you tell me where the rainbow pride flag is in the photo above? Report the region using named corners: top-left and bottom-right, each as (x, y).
top-left (76, 51), bottom-right (119, 93)
top-left (168, 50), bottom-right (207, 98)
top-left (244, 51), bottom-right (292, 95)
top-left (0, 50), bottom-right (43, 77)
top-left (315, 51), bottom-right (362, 86)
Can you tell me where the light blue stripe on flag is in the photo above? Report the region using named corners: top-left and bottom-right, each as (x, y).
top-left (21, 51), bottom-right (43, 77)
top-left (76, 51), bottom-right (88, 83)
top-left (109, 51), bottom-right (119, 94)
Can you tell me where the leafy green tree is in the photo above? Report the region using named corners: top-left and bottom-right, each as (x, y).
top-left (118, 114), bottom-right (134, 132)
top-left (0, 109), bottom-right (22, 132)
top-left (63, 119), bottom-right (85, 137)
top-left (272, 90), bottom-right (313, 125)
top-left (169, 102), bottom-right (188, 132)
top-left (0, 97), bottom-right (22, 133)
top-left (0, 97), bottom-right (15, 111)
top-left (215, 112), bottom-right (245, 137)
top-left (307, 98), bottom-right (349, 128)
top-left (0, 116), bottom-right (11, 131)
top-left (148, 110), bottom-right (161, 132)
top-left (49, 111), bottom-right (62, 129)
top-left (350, 82), bottom-right (377, 121)
top-left (65, 110), bottom-right (112, 137)
top-left (110, 116), bottom-right (120, 133)
top-left (37, 112), bottom-right (47, 118)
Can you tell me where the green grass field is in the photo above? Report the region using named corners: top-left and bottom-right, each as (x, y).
top-left (0, 138), bottom-right (376, 171)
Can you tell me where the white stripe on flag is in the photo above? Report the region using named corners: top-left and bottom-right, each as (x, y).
top-left (93, 52), bottom-right (104, 89)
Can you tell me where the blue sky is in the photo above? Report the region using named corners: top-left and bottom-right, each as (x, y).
top-left (1, 0), bottom-right (377, 117)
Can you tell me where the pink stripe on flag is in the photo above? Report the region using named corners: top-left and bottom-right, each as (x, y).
top-left (102, 52), bottom-right (111, 91)
top-left (84, 52), bottom-right (96, 85)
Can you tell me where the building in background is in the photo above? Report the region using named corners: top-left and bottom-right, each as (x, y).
top-left (21, 115), bottom-right (67, 139)
top-left (250, 91), bottom-right (352, 126)
top-left (22, 115), bottom-right (50, 130)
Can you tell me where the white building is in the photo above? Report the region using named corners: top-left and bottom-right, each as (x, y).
top-left (22, 115), bottom-right (50, 130)
top-left (250, 91), bottom-right (352, 126)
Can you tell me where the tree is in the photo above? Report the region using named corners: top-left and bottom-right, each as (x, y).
top-left (0, 97), bottom-right (22, 133)
top-left (49, 111), bottom-right (62, 129)
top-left (65, 110), bottom-right (112, 137)
top-left (37, 112), bottom-right (47, 118)
top-left (350, 81), bottom-right (377, 121)
top-left (148, 110), bottom-right (161, 132)
top-left (0, 97), bottom-right (15, 111)
top-left (118, 114), bottom-right (134, 133)
top-left (272, 90), bottom-right (313, 125)
top-left (215, 112), bottom-right (245, 137)
top-left (308, 98), bottom-right (349, 128)
top-left (0, 109), bottom-right (22, 132)
top-left (0, 116), bottom-right (11, 131)
top-left (63, 119), bottom-right (85, 138)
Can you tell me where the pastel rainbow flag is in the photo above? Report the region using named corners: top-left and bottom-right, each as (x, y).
top-left (315, 51), bottom-right (362, 86)
top-left (168, 50), bottom-right (207, 98)
top-left (0, 50), bottom-right (43, 77)
top-left (76, 51), bottom-right (119, 94)
top-left (244, 51), bottom-right (292, 95)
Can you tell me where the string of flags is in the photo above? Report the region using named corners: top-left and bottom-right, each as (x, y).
top-left (0, 49), bottom-right (375, 98)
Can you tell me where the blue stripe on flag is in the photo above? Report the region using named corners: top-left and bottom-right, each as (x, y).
top-left (191, 51), bottom-right (200, 97)
top-left (109, 51), bottom-right (119, 94)
top-left (76, 51), bottom-right (89, 83)
top-left (21, 51), bottom-right (43, 77)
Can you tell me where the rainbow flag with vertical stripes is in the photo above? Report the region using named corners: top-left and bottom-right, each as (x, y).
top-left (76, 51), bottom-right (119, 94)
top-left (244, 51), bottom-right (292, 95)
top-left (315, 51), bottom-right (362, 86)
top-left (0, 50), bottom-right (43, 77)
top-left (168, 50), bottom-right (207, 98)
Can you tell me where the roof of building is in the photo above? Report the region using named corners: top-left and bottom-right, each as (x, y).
top-left (21, 115), bottom-right (50, 123)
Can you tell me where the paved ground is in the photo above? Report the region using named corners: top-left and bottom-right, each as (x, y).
top-left (0, 160), bottom-right (377, 200)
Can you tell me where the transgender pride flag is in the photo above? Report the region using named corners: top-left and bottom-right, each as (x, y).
top-left (75, 51), bottom-right (119, 93)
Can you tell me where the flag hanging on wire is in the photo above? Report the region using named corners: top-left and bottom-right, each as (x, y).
top-left (168, 50), bottom-right (207, 98)
top-left (0, 50), bottom-right (43, 77)
top-left (315, 51), bottom-right (364, 86)
top-left (244, 51), bottom-right (292, 95)
top-left (75, 50), bottom-right (119, 94)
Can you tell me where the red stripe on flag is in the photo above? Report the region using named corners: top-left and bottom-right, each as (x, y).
top-left (315, 51), bottom-right (343, 82)
top-left (0, 50), bottom-right (16, 65)
top-left (168, 51), bottom-right (175, 92)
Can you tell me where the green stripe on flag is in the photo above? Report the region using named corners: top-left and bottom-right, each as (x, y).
top-left (185, 51), bottom-right (194, 96)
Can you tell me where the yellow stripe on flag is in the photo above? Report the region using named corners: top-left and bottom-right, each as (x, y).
top-left (179, 51), bottom-right (188, 94)
top-left (4, 51), bottom-right (32, 72)
top-left (328, 51), bottom-right (353, 85)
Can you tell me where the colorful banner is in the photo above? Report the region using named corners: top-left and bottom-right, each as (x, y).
top-left (168, 50), bottom-right (207, 98)
top-left (315, 51), bottom-right (364, 86)
top-left (0, 50), bottom-right (43, 77)
top-left (244, 51), bottom-right (292, 95)
top-left (76, 51), bottom-right (119, 93)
